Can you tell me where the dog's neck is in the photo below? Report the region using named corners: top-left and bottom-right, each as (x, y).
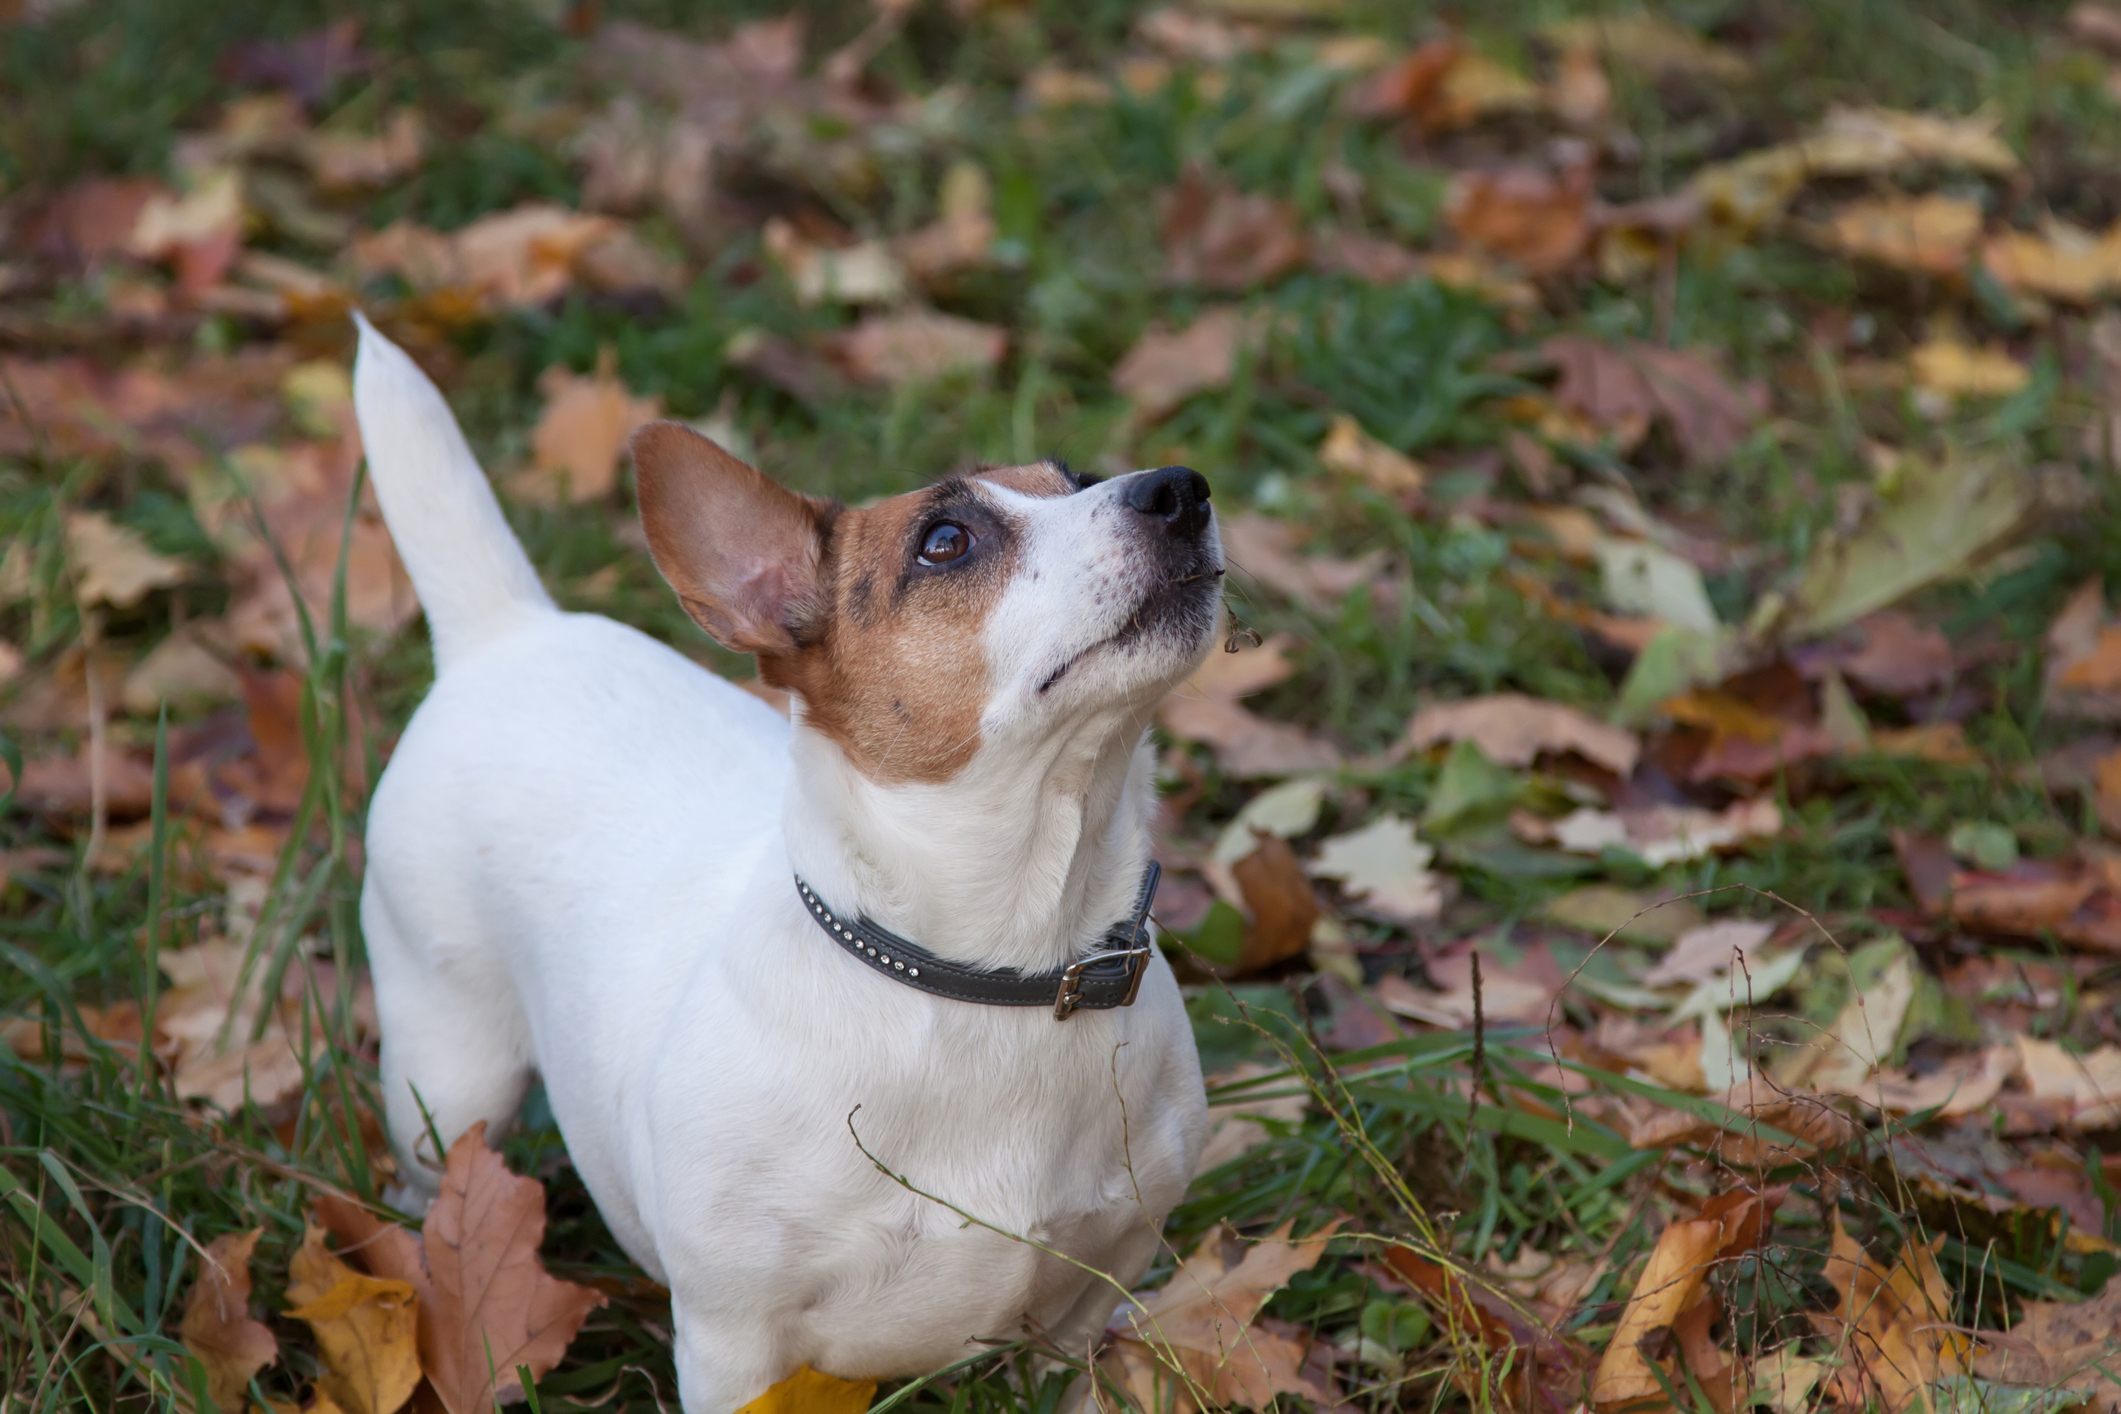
top-left (782, 707), bottom-right (1160, 975)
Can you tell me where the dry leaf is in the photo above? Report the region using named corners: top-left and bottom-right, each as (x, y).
top-left (1446, 164), bottom-right (1595, 275)
top-left (1400, 693), bottom-right (1639, 775)
top-left (830, 309), bottom-right (1007, 388)
top-left (2012, 1036), bottom-right (2121, 1130)
top-left (1378, 1246), bottom-right (1592, 1413)
top-left (1228, 833), bottom-right (1321, 974)
top-left (1949, 857), bottom-right (2121, 954)
top-left (179, 1228), bottom-right (279, 1409)
top-left (65, 510), bottom-right (187, 608)
top-left (1517, 798), bottom-right (1782, 868)
top-left (1540, 336), bottom-right (1767, 468)
top-left (1309, 814), bottom-right (1443, 923)
top-left (1781, 945), bottom-right (1916, 1093)
top-left (1195, 1062), bottom-right (1309, 1175)
top-left (1103, 1221), bottom-right (1340, 1410)
top-left (1822, 1219), bottom-right (1970, 1412)
top-left (1593, 1188), bottom-right (1781, 1410)
top-left (1643, 919), bottom-right (1776, 988)
top-left (1317, 415), bottom-right (1424, 499)
top-left (1817, 193), bottom-right (1982, 276)
top-left (1160, 167), bottom-right (1308, 290)
top-left (735, 1365), bottom-right (878, 1414)
top-left (1984, 220), bottom-right (2121, 303)
top-left (518, 355), bottom-right (662, 504)
top-left (285, 1225), bottom-right (422, 1414)
top-left (1218, 512), bottom-right (1383, 613)
top-left (1160, 636), bottom-right (1342, 779)
top-left (1627, 1081), bottom-right (1857, 1168)
top-left (1113, 307), bottom-right (1261, 422)
top-left (1907, 336), bottom-right (2029, 399)
top-left (1973, 1276), bottom-right (2121, 1399)
top-left (320, 1126), bottom-right (605, 1412)
top-left (1543, 15), bottom-right (1748, 80)
top-left (351, 204), bottom-right (627, 311)
top-left (764, 219), bottom-right (908, 306)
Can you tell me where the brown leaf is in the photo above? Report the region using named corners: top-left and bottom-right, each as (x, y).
top-left (65, 510), bottom-right (188, 608)
top-left (284, 1224), bottom-right (422, 1414)
top-left (1160, 636), bottom-right (1342, 779)
top-left (1160, 167), bottom-right (1308, 290)
top-left (1973, 1275), bottom-right (2121, 1398)
top-left (2046, 578), bottom-right (2121, 720)
top-left (1219, 512), bottom-right (1384, 612)
top-left (179, 1228), bottom-right (279, 1408)
top-left (1112, 307), bottom-right (1261, 422)
top-left (1949, 857), bottom-right (2121, 954)
top-left (1401, 693), bottom-right (1639, 775)
top-left (1515, 798), bottom-right (1782, 869)
top-left (1822, 1220), bottom-right (1970, 1412)
top-left (1228, 832), bottom-right (1321, 973)
top-left (516, 356), bottom-right (662, 504)
top-left (1105, 1220), bottom-right (1342, 1411)
top-left (24, 177), bottom-right (168, 265)
top-left (326, 1126), bottom-right (605, 1412)
top-left (1379, 1245), bottom-right (1592, 1414)
top-left (1540, 336), bottom-right (1768, 468)
top-left (351, 204), bottom-right (626, 312)
top-left (1446, 164), bottom-right (1595, 275)
top-left (1626, 1082), bottom-right (1857, 1168)
top-left (829, 309), bottom-right (1007, 388)
top-left (2010, 1036), bottom-right (2121, 1131)
top-left (1593, 1188), bottom-right (1782, 1411)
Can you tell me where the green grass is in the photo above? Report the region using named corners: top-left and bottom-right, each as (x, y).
top-left (8, 0), bottom-right (2121, 1408)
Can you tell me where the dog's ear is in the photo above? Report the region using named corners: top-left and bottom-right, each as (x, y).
top-left (631, 422), bottom-right (828, 656)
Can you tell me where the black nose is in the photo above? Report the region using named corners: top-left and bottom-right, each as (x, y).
top-left (1122, 465), bottom-right (1212, 536)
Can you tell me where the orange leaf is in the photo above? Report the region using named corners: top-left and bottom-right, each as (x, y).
top-left (179, 1228), bottom-right (280, 1409)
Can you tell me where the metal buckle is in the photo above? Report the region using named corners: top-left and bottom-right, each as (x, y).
top-left (1052, 942), bottom-right (1152, 1020)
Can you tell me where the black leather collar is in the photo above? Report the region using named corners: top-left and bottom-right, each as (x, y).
top-left (793, 863), bottom-right (1160, 1020)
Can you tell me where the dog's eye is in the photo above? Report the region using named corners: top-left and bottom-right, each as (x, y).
top-left (918, 521), bottom-right (973, 566)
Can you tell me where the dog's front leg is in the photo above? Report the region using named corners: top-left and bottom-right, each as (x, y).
top-left (672, 1297), bottom-right (797, 1414)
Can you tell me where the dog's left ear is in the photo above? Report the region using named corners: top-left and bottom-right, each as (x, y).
top-left (631, 422), bottom-right (829, 657)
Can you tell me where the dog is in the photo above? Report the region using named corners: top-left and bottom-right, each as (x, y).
top-left (349, 315), bottom-right (1218, 1408)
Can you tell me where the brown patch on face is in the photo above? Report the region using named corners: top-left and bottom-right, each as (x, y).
top-left (764, 464), bottom-right (1066, 783)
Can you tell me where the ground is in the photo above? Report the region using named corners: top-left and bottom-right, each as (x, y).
top-left (5, 0), bottom-right (2121, 1410)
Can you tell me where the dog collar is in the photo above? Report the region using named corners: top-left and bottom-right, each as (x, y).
top-left (792, 862), bottom-right (1160, 1020)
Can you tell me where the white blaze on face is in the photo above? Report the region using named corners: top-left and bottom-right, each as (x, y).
top-left (978, 467), bottom-right (1223, 739)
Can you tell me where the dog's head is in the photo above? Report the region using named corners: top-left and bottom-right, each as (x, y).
top-left (630, 424), bottom-right (1223, 784)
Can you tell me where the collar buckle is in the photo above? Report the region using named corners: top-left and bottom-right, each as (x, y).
top-left (1052, 941), bottom-right (1153, 1021)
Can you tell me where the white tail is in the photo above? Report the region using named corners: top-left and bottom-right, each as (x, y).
top-left (352, 314), bottom-right (555, 671)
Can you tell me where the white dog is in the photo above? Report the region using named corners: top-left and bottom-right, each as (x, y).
top-left (350, 316), bottom-right (1216, 1408)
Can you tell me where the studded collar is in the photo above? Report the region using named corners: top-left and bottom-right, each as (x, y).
top-left (792, 862), bottom-right (1161, 1020)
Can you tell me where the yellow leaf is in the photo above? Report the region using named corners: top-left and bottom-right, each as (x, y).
top-left (1907, 338), bottom-right (2029, 399)
top-left (1983, 221), bottom-right (2121, 302)
top-left (735, 1365), bottom-right (877, 1414)
top-left (1318, 415), bottom-right (1425, 499)
top-left (284, 1226), bottom-right (421, 1414)
top-left (1819, 193), bottom-right (1982, 275)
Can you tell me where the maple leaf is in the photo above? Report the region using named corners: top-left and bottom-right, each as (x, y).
top-left (1309, 814), bottom-right (1444, 924)
top-left (317, 1125), bottom-right (605, 1413)
top-left (515, 355), bottom-right (663, 505)
top-left (1103, 1220), bottom-right (1342, 1411)
top-left (284, 1224), bottom-right (422, 1414)
top-left (179, 1227), bottom-right (280, 1408)
top-left (64, 510), bottom-right (188, 609)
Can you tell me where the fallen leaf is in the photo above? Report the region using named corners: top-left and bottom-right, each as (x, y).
top-left (1112, 307), bottom-right (1261, 422)
top-left (1643, 919), bottom-right (1776, 988)
top-left (179, 1228), bottom-right (279, 1409)
top-left (2045, 579), bottom-right (2121, 720)
top-left (284, 1225), bottom-right (421, 1414)
top-left (321, 1126), bottom-right (606, 1413)
top-left (830, 309), bottom-right (1007, 387)
top-left (1309, 814), bottom-right (1443, 923)
top-left (1317, 415), bottom-right (1424, 500)
top-left (1973, 1276), bottom-right (2121, 1400)
top-left (1782, 942), bottom-right (1917, 1093)
top-left (1861, 1045), bottom-right (2017, 1120)
top-left (1816, 193), bottom-right (1982, 276)
top-left (1543, 15), bottom-right (1748, 80)
top-left (1352, 38), bottom-right (1541, 132)
top-left (516, 355), bottom-right (663, 504)
top-left (1540, 336), bottom-right (1767, 469)
top-left (2012, 1036), bottom-right (2121, 1130)
top-left (1983, 220), bottom-right (2121, 303)
top-left (1592, 1188), bottom-right (1782, 1411)
top-left (764, 219), bottom-right (908, 306)
top-left (1907, 336), bottom-right (2030, 400)
top-left (1446, 164), bottom-right (1595, 275)
top-left (1226, 832), bottom-right (1321, 973)
top-left (1400, 693), bottom-right (1639, 775)
top-left (1950, 857), bottom-right (2121, 954)
top-left (65, 511), bottom-right (187, 608)
top-left (305, 109), bottom-right (426, 192)
top-left (1822, 1220), bottom-right (1970, 1412)
top-left (1517, 798), bottom-right (1782, 868)
top-left (1104, 1221), bottom-right (1340, 1410)
top-left (351, 204), bottom-right (627, 312)
top-left (1374, 951), bottom-right (1558, 1029)
top-left (1626, 1081), bottom-right (1858, 1168)
top-left (1160, 167), bottom-right (1308, 290)
top-left (735, 1366), bottom-right (878, 1414)
top-left (1378, 1245), bottom-right (1592, 1413)
top-left (1779, 451), bottom-right (2036, 639)
top-left (1218, 512), bottom-right (1383, 612)
top-left (1160, 636), bottom-right (1343, 778)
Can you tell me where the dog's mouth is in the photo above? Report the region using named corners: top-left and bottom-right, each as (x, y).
top-left (1036, 568), bottom-right (1224, 695)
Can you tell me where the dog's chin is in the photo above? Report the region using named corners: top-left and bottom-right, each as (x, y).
top-left (1035, 576), bottom-right (1222, 702)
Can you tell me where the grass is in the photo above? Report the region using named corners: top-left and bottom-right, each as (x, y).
top-left (8, 0), bottom-right (2121, 1408)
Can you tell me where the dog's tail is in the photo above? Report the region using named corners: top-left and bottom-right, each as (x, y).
top-left (351, 313), bottom-right (556, 672)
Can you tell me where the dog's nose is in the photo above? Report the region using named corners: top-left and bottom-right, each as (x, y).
top-left (1122, 465), bottom-right (1212, 537)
